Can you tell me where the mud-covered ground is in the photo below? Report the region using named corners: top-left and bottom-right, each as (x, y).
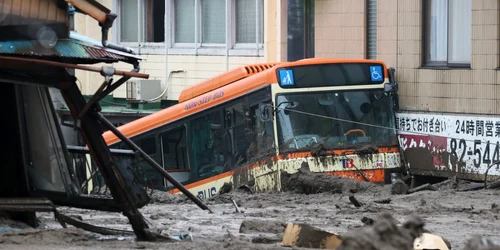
top-left (1, 176), bottom-right (500, 250)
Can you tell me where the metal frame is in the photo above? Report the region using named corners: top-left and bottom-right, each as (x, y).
top-left (0, 53), bottom-right (212, 240)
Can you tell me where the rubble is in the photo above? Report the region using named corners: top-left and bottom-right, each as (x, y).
top-left (280, 166), bottom-right (380, 194)
top-left (408, 183), bottom-right (438, 194)
top-left (336, 213), bottom-right (425, 250)
top-left (462, 235), bottom-right (500, 250)
top-left (486, 179), bottom-right (500, 190)
top-left (391, 179), bottom-right (409, 195)
top-left (252, 234), bottom-right (283, 244)
top-left (239, 219), bottom-right (287, 234)
top-left (373, 198), bottom-right (392, 204)
top-left (281, 223), bottom-right (342, 249)
top-left (348, 196), bottom-right (363, 207)
top-left (2, 174), bottom-right (500, 249)
top-left (149, 190), bottom-right (189, 204)
top-left (0, 214), bottom-right (32, 231)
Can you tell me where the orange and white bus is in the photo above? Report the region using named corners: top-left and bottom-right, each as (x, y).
top-left (102, 58), bottom-right (403, 198)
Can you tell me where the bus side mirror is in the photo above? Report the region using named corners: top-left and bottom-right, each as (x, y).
top-left (384, 67), bottom-right (398, 93)
top-left (259, 103), bottom-right (273, 122)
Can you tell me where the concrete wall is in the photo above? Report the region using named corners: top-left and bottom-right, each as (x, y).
top-left (73, 0), bottom-right (283, 101)
top-left (314, 0), bottom-right (500, 178)
top-left (315, 0), bottom-right (500, 115)
top-left (393, 0), bottom-right (499, 114)
top-left (110, 55), bottom-right (266, 100)
top-left (315, 0), bottom-right (366, 59)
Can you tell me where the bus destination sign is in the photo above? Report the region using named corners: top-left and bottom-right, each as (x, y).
top-left (277, 62), bottom-right (386, 88)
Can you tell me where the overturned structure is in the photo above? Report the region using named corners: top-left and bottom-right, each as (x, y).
top-left (0, 0), bottom-right (207, 241)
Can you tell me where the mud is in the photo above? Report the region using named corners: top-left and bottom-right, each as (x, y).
top-left (0, 228), bottom-right (91, 245)
top-left (391, 179), bottom-right (410, 194)
top-left (148, 190), bottom-right (188, 204)
top-left (0, 214), bottom-right (33, 230)
top-left (463, 235), bottom-right (500, 250)
top-left (1, 175), bottom-right (500, 250)
top-left (280, 165), bottom-right (381, 194)
top-left (239, 219), bottom-right (286, 234)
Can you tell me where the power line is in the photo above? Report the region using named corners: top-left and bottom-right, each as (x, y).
top-left (277, 107), bottom-right (500, 147)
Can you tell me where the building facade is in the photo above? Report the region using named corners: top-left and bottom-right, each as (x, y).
top-left (315, 0), bottom-right (500, 178)
top-left (74, 0), bottom-right (500, 179)
top-left (75, 0), bottom-right (289, 102)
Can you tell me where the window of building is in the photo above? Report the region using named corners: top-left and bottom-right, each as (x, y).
top-left (423, 0), bottom-right (472, 67)
top-left (120, 0), bottom-right (165, 43)
top-left (115, 0), bottom-right (264, 55)
top-left (287, 0), bottom-right (314, 61)
top-left (235, 0), bottom-right (264, 45)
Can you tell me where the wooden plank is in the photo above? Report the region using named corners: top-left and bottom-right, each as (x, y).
top-left (3, 0), bottom-right (16, 25)
top-left (47, 0), bottom-right (57, 22)
top-left (54, 0), bottom-right (60, 22)
top-left (282, 223), bottom-right (342, 249)
top-left (30, 0), bottom-right (39, 20)
top-left (10, 0), bottom-right (21, 25)
top-left (0, 0), bottom-right (7, 25)
top-left (38, 0), bottom-right (48, 20)
top-left (55, 2), bottom-right (69, 23)
top-left (20, 0), bottom-right (31, 25)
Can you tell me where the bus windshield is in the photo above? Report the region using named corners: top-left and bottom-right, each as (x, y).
top-left (276, 90), bottom-right (398, 152)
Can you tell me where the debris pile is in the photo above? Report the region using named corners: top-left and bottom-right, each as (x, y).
top-left (336, 213), bottom-right (425, 250)
top-left (149, 190), bottom-right (189, 204)
top-left (239, 219), bottom-right (286, 234)
top-left (280, 165), bottom-right (380, 194)
top-left (463, 235), bottom-right (500, 250)
top-left (0, 213), bottom-right (32, 233)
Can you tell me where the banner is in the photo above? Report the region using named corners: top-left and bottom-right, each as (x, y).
top-left (395, 113), bottom-right (500, 176)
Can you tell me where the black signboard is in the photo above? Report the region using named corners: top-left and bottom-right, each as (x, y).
top-left (276, 62), bottom-right (386, 88)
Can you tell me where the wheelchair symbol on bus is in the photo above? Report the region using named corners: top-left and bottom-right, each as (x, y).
top-left (369, 65), bottom-right (383, 81)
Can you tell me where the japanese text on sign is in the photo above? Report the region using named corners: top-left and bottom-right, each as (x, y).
top-left (396, 113), bottom-right (500, 176)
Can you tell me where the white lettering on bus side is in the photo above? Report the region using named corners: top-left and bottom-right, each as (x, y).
top-left (197, 187), bottom-right (217, 200)
top-left (184, 89), bottom-right (225, 111)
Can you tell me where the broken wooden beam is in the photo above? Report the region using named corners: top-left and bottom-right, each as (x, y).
top-left (231, 198), bottom-right (242, 213)
top-left (55, 212), bottom-right (134, 236)
top-left (408, 183), bottom-right (438, 194)
top-left (348, 196), bottom-right (362, 208)
top-left (373, 198), bottom-right (391, 204)
top-left (282, 223), bottom-right (342, 249)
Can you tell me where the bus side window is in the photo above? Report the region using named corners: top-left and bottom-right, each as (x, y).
top-left (160, 127), bottom-right (187, 170)
top-left (248, 102), bottom-right (275, 160)
top-left (189, 111), bottom-right (223, 181)
top-left (138, 135), bottom-right (163, 189)
top-left (223, 101), bottom-right (249, 169)
top-left (140, 136), bottom-right (157, 156)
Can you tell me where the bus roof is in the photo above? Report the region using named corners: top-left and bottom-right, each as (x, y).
top-left (102, 58), bottom-right (388, 145)
top-left (178, 63), bottom-right (279, 103)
